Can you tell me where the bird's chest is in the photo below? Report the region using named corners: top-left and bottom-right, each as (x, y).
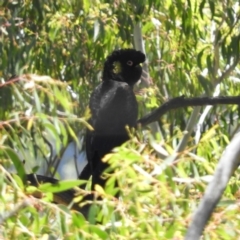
top-left (96, 100), bottom-right (137, 134)
top-left (90, 81), bottom-right (138, 135)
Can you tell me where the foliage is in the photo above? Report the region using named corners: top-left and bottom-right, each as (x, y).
top-left (0, 0), bottom-right (240, 239)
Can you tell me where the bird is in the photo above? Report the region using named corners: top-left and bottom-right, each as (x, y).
top-left (13, 49), bottom-right (145, 216)
top-left (79, 49), bottom-right (146, 193)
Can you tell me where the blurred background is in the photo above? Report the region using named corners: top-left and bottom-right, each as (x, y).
top-left (0, 1), bottom-right (240, 239)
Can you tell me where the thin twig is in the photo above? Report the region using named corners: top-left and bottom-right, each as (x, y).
top-left (215, 57), bottom-right (240, 85)
top-left (0, 200), bottom-right (30, 225)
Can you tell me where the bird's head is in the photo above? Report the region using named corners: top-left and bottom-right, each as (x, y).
top-left (102, 49), bottom-right (146, 87)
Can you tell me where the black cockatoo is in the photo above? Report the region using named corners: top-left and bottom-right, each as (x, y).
top-left (79, 49), bottom-right (146, 191)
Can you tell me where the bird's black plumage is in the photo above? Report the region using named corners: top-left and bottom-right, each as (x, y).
top-left (79, 49), bottom-right (146, 191)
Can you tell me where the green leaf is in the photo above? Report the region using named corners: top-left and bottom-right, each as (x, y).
top-left (33, 89), bottom-right (41, 112)
top-left (199, 0), bottom-right (206, 19)
top-left (12, 173), bottom-right (24, 190)
top-left (4, 147), bottom-right (26, 181)
top-left (72, 212), bottom-right (86, 227)
top-left (83, 0), bottom-right (90, 12)
top-left (197, 46), bottom-right (210, 69)
top-left (226, 8), bottom-right (234, 26)
top-left (39, 179), bottom-right (86, 193)
top-left (88, 225), bottom-right (109, 239)
top-left (197, 75), bottom-right (213, 94)
top-left (94, 184), bottom-right (105, 195)
top-left (206, 54), bottom-right (213, 76)
top-left (208, 0), bottom-right (215, 19)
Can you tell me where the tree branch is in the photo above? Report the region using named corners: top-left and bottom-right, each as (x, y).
top-left (137, 95), bottom-right (240, 126)
top-left (185, 131), bottom-right (240, 240)
top-left (216, 59), bottom-right (240, 85)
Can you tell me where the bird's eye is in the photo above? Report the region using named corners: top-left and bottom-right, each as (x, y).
top-left (127, 60), bottom-right (133, 66)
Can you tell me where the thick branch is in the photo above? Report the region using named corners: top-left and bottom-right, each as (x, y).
top-left (137, 95), bottom-right (240, 126)
top-left (185, 132), bottom-right (240, 240)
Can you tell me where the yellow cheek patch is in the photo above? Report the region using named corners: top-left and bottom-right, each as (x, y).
top-left (113, 61), bottom-right (122, 74)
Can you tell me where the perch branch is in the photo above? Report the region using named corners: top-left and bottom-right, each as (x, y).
top-left (137, 95), bottom-right (240, 126)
